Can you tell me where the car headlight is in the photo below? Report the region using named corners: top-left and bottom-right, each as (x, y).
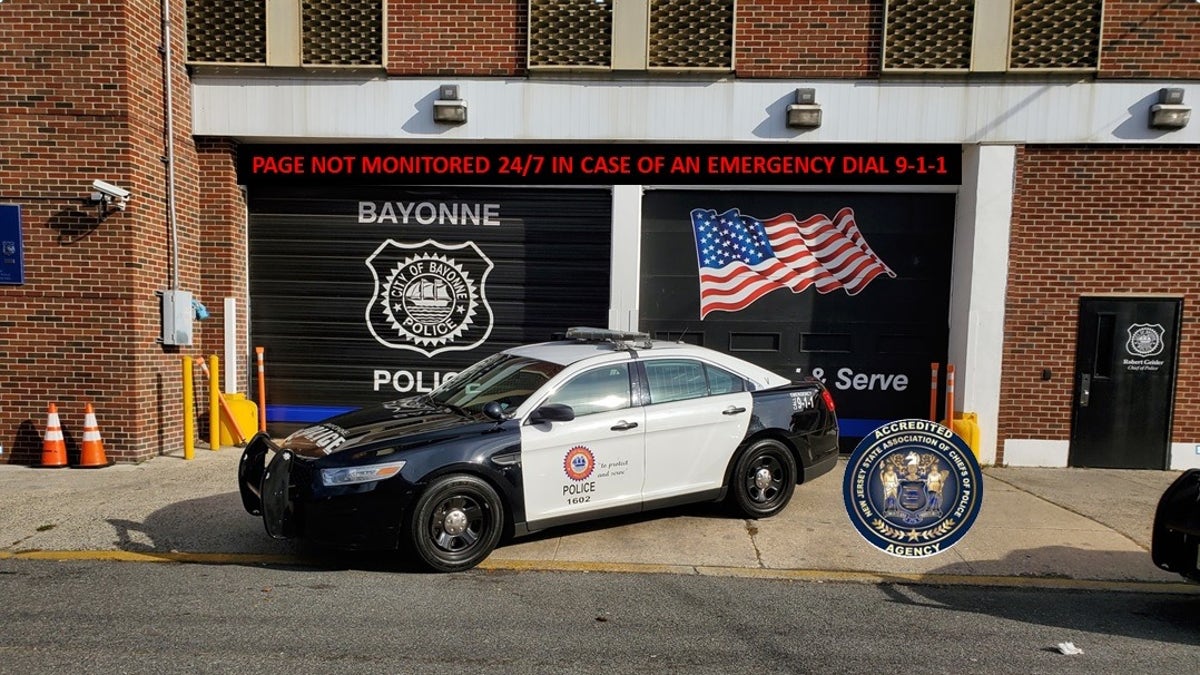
top-left (320, 460), bottom-right (407, 487)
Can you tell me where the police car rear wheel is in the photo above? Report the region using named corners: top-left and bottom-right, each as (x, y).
top-left (410, 474), bottom-right (504, 572)
top-left (730, 439), bottom-right (797, 518)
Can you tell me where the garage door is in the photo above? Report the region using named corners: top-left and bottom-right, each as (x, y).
top-left (639, 189), bottom-right (955, 446)
top-left (247, 186), bottom-right (611, 430)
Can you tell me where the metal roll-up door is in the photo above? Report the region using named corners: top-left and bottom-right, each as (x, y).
top-left (638, 189), bottom-right (955, 446)
top-left (247, 186), bottom-right (612, 429)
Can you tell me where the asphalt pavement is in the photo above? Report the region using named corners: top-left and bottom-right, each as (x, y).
top-left (0, 445), bottom-right (1194, 591)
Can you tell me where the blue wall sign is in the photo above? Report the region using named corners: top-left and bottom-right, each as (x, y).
top-left (0, 204), bottom-right (25, 285)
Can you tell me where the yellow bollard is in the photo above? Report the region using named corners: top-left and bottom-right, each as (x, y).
top-left (208, 355), bottom-right (220, 451)
top-left (182, 356), bottom-right (195, 460)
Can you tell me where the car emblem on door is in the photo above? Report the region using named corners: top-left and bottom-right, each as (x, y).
top-left (563, 446), bottom-right (595, 481)
top-left (365, 239), bottom-right (494, 356)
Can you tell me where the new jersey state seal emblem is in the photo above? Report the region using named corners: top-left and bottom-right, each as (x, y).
top-left (843, 419), bottom-right (983, 558)
top-left (365, 239), bottom-right (494, 356)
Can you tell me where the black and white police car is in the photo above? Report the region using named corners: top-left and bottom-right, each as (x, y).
top-left (1152, 468), bottom-right (1200, 583)
top-left (239, 327), bottom-right (839, 572)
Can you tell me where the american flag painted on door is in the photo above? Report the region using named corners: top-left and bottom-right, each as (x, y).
top-left (690, 207), bottom-right (895, 319)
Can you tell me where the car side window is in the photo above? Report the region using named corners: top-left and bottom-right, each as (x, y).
top-left (644, 359), bottom-right (748, 403)
top-left (644, 359), bottom-right (710, 404)
top-left (705, 363), bottom-right (746, 395)
top-left (546, 364), bottom-right (632, 417)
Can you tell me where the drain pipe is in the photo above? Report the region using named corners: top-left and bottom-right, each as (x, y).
top-left (161, 0), bottom-right (180, 290)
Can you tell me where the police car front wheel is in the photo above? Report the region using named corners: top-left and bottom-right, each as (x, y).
top-left (409, 474), bottom-right (505, 572)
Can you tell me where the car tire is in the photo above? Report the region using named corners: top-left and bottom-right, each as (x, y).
top-left (729, 439), bottom-right (797, 519)
top-left (409, 474), bottom-right (504, 573)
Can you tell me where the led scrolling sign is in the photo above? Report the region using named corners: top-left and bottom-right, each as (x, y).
top-left (239, 143), bottom-right (962, 186)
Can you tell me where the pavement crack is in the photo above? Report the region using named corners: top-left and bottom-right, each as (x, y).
top-left (744, 519), bottom-right (765, 568)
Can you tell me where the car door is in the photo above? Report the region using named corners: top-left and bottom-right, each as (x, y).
top-left (520, 362), bottom-right (646, 526)
top-left (640, 358), bottom-right (753, 503)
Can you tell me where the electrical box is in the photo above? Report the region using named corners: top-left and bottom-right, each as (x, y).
top-left (160, 289), bottom-right (194, 346)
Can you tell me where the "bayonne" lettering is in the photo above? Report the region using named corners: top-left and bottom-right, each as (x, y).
top-left (359, 201), bottom-right (501, 226)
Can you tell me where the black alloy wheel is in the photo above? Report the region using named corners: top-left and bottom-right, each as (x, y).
top-left (729, 439), bottom-right (797, 518)
top-left (409, 474), bottom-right (504, 572)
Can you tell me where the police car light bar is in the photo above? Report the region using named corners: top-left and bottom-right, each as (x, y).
top-left (564, 326), bottom-right (653, 349)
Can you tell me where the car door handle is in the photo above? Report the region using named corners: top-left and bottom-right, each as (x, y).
top-left (722, 406), bottom-right (747, 415)
top-left (610, 421), bottom-right (639, 431)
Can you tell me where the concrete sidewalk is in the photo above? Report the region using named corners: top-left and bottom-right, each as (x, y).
top-left (0, 447), bottom-right (1192, 589)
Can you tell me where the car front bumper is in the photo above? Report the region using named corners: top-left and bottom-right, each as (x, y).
top-left (238, 433), bottom-right (416, 550)
top-left (1151, 468), bottom-right (1200, 582)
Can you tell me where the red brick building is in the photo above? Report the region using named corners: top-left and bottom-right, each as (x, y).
top-left (1, 1), bottom-right (1197, 469)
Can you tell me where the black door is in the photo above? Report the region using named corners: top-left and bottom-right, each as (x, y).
top-left (637, 189), bottom-right (956, 447)
top-left (246, 186), bottom-right (612, 433)
top-left (1069, 297), bottom-right (1182, 469)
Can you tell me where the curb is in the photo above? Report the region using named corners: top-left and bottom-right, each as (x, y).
top-left (3, 549), bottom-right (1197, 594)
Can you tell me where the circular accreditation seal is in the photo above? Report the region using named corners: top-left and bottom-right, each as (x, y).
top-left (563, 446), bottom-right (595, 481)
top-left (843, 419), bottom-right (983, 558)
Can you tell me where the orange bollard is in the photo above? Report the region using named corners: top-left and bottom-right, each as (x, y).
top-left (40, 403), bottom-right (68, 468)
top-left (929, 362), bottom-right (940, 422)
top-left (255, 346), bottom-right (267, 432)
top-left (76, 403), bottom-right (113, 468)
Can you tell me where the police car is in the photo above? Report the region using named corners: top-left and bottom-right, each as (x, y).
top-left (239, 327), bottom-right (839, 572)
top-left (1152, 468), bottom-right (1200, 583)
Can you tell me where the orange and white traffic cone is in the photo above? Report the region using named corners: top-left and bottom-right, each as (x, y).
top-left (76, 403), bottom-right (112, 468)
top-left (40, 403), bottom-right (68, 468)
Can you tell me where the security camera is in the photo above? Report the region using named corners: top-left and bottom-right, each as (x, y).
top-left (92, 179), bottom-right (130, 200)
top-left (90, 179), bottom-right (130, 210)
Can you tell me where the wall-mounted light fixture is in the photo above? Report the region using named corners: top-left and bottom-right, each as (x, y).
top-left (1149, 88), bottom-right (1190, 130)
top-left (433, 84), bottom-right (467, 124)
top-left (89, 179), bottom-right (130, 215)
top-left (786, 88), bottom-right (822, 129)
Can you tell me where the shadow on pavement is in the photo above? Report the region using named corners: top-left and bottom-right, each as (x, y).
top-left (97, 489), bottom-right (738, 572)
top-left (878, 570), bottom-right (1200, 648)
top-left (926, 545), bottom-right (1175, 582)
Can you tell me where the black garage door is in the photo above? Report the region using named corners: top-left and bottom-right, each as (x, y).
top-left (639, 190), bottom-right (956, 446)
top-left (248, 186), bottom-right (611, 431)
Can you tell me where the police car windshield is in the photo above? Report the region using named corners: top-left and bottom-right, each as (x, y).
top-left (428, 354), bottom-right (564, 414)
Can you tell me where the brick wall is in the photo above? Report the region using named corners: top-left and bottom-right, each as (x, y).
top-left (0, 1), bottom-right (245, 464)
top-left (998, 146), bottom-right (1200, 463)
top-left (337, 1), bottom-right (1197, 79)
top-left (386, 1), bottom-right (525, 75)
top-left (196, 139), bottom-right (249, 397)
top-left (1100, 1), bottom-right (1200, 78)
top-left (382, 1), bottom-right (884, 78)
top-left (736, 0), bottom-right (881, 77)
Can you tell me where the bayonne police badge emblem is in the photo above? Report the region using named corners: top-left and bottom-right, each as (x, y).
top-left (843, 419), bottom-right (983, 558)
top-left (1125, 323), bottom-right (1165, 357)
top-left (365, 239), bottom-right (494, 356)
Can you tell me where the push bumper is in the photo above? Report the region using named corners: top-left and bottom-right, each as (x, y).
top-left (238, 433), bottom-right (297, 539)
top-left (237, 433), bottom-right (273, 517)
top-left (238, 432), bottom-right (415, 549)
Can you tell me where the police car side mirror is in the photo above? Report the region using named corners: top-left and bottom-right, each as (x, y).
top-left (529, 403), bottom-right (575, 424)
top-left (482, 401), bottom-right (506, 421)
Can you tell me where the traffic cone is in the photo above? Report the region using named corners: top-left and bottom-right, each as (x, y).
top-left (39, 403), bottom-right (68, 468)
top-left (76, 403), bottom-right (112, 468)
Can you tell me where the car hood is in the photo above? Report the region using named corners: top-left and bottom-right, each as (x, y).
top-left (278, 398), bottom-right (495, 460)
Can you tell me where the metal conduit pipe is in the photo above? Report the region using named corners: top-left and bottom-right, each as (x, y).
top-left (161, 0), bottom-right (180, 290)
